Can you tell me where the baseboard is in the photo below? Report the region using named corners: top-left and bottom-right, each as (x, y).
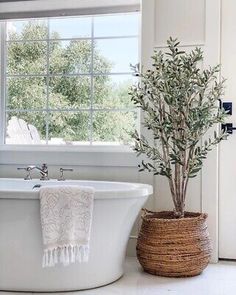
top-left (126, 237), bottom-right (137, 257)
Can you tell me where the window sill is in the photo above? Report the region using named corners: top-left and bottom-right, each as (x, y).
top-left (0, 144), bottom-right (132, 153)
top-left (0, 144), bottom-right (139, 167)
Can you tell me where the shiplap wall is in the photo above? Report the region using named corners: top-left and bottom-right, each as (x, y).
top-left (150, 0), bottom-right (205, 213)
top-left (142, 0), bottom-right (221, 262)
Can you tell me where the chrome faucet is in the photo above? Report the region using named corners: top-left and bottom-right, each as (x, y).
top-left (58, 167), bottom-right (73, 181)
top-left (17, 166), bottom-right (33, 180)
top-left (17, 163), bottom-right (49, 180)
top-left (32, 163), bottom-right (49, 180)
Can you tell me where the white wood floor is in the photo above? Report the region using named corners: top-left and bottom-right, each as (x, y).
top-left (1, 257), bottom-right (236, 295)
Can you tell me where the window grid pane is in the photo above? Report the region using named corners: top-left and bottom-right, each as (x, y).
top-left (46, 18), bottom-right (50, 144)
top-left (4, 13), bottom-right (139, 145)
top-left (89, 17), bottom-right (94, 144)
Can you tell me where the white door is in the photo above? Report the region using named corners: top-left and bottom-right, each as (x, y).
top-left (219, 0), bottom-right (236, 259)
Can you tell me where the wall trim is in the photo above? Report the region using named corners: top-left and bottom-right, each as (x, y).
top-left (201, 0), bottom-right (221, 263)
top-left (0, 149), bottom-right (139, 166)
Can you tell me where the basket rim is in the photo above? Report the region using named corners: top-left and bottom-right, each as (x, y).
top-left (141, 209), bottom-right (208, 222)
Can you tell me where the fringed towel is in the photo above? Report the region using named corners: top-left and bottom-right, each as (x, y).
top-left (40, 185), bottom-right (94, 267)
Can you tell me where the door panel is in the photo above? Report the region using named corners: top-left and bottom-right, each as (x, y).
top-left (219, 0), bottom-right (236, 259)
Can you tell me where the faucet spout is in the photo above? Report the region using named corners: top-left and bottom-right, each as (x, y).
top-left (32, 164), bottom-right (49, 180)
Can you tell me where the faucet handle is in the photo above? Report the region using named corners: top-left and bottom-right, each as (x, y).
top-left (58, 168), bottom-right (73, 181)
top-left (17, 167), bottom-right (32, 180)
top-left (41, 163), bottom-right (48, 171)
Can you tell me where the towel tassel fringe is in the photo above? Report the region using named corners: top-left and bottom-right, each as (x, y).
top-left (42, 245), bottom-right (89, 267)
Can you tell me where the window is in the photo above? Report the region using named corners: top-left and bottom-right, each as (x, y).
top-left (1, 13), bottom-right (139, 146)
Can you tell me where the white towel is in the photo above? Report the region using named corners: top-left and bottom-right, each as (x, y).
top-left (40, 185), bottom-right (94, 267)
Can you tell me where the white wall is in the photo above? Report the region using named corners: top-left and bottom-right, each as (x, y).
top-left (141, 0), bottom-right (221, 262)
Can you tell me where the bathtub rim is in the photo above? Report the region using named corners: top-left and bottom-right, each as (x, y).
top-left (0, 178), bottom-right (153, 200)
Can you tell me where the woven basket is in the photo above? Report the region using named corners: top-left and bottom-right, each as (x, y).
top-left (136, 210), bottom-right (212, 277)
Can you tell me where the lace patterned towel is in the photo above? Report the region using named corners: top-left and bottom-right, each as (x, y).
top-left (40, 185), bottom-right (94, 267)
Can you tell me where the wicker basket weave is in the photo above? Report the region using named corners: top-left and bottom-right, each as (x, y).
top-left (136, 210), bottom-right (212, 277)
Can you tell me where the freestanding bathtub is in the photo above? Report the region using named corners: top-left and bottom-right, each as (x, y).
top-left (0, 178), bottom-right (152, 292)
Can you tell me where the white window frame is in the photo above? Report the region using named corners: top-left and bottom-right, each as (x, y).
top-left (0, 12), bottom-right (141, 166)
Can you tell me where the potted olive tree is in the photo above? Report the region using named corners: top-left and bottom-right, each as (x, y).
top-left (129, 38), bottom-right (228, 277)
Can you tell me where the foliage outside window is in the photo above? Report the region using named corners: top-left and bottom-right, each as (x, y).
top-left (2, 13), bottom-right (139, 145)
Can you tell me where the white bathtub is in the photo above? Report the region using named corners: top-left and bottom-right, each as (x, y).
top-left (0, 178), bottom-right (152, 292)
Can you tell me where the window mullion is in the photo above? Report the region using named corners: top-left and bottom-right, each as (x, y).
top-left (90, 17), bottom-right (95, 145)
top-left (5, 35), bottom-right (138, 43)
top-left (0, 22), bottom-right (7, 145)
top-left (45, 18), bottom-right (50, 144)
